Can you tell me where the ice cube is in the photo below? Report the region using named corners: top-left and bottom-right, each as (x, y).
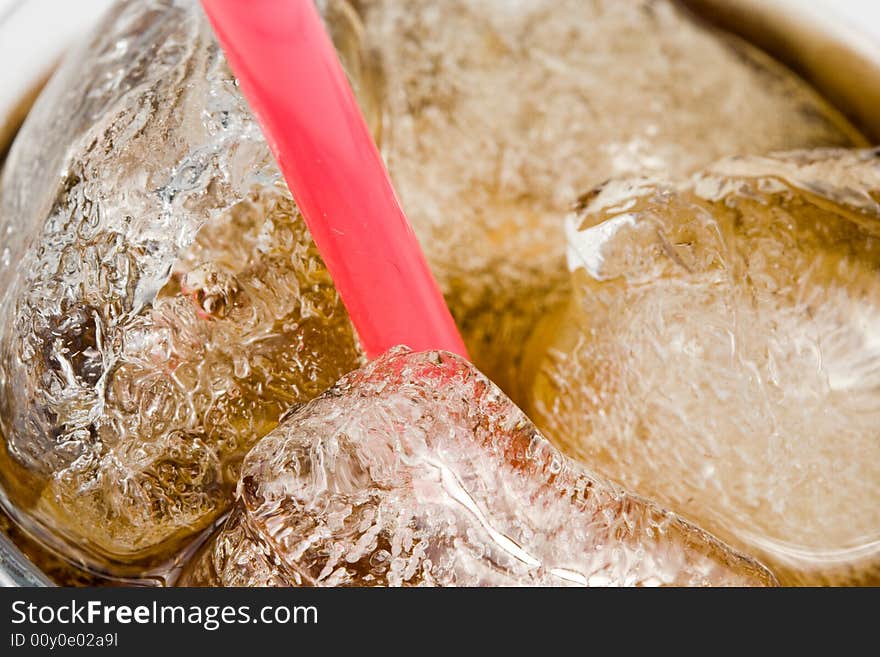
top-left (179, 347), bottom-right (775, 586)
top-left (0, 0), bottom-right (367, 577)
top-left (360, 0), bottom-right (865, 396)
top-left (524, 149), bottom-right (880, 585)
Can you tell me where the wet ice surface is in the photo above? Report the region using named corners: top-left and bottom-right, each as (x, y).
top-left (525, 149), bottom-right (880, 585)
top-left (0, 0), bottom-right (364, 576)
top-left (180, 348), bottom-right (775, 587)
top-left (0, 0), bottom-right (871, 585)
top-left (361, 0), bottom-right (865, 395)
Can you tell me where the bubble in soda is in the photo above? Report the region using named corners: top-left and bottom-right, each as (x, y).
top-left (180, 348), bottom-right (775, 587)
top-left (524, 149), bottom-right (880, 585)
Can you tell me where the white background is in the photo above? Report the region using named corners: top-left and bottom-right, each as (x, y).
top-left (818, 0), bottom-right (880, 36)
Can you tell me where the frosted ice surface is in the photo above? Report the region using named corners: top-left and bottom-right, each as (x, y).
top-left (525, 149), bottom-right (880, 585)
top-left (360, 0), bottom-right (864, 395)
top-left (0, 0), bottom-right (366, 576)
top-left (180, 348), bottom-right (775, 587)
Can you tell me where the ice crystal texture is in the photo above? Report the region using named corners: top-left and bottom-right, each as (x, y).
top-left (0, 0), bottom-right (366, 576)
top-left (361, 0), bottom-right (864, 394)
top-left (524, 149), bottom-right (880, 585)
top-left (179, 348), bottom-right (775, 587)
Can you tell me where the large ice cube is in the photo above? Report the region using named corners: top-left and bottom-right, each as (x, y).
top-left (361, 0), bottom-right (865, 395)
top-left (180, 348), bottom-right (775, 586)
top-left (0, 0), bottom-right (367, 577)
top-left (524, 149), bottom-right (880, 585)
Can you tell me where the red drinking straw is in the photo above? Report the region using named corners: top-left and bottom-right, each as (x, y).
top-left (200, 0), bottom-right (468, 360)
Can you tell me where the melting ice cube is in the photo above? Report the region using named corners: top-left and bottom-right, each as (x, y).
top-left (0, 0), bottom-right (368, 576)
top-left (525, 149), bottom-right (880, 585)
top-left (180, 348), bottom-right (774, 586)
top-left (362, 0), bottom-right (864, 394)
